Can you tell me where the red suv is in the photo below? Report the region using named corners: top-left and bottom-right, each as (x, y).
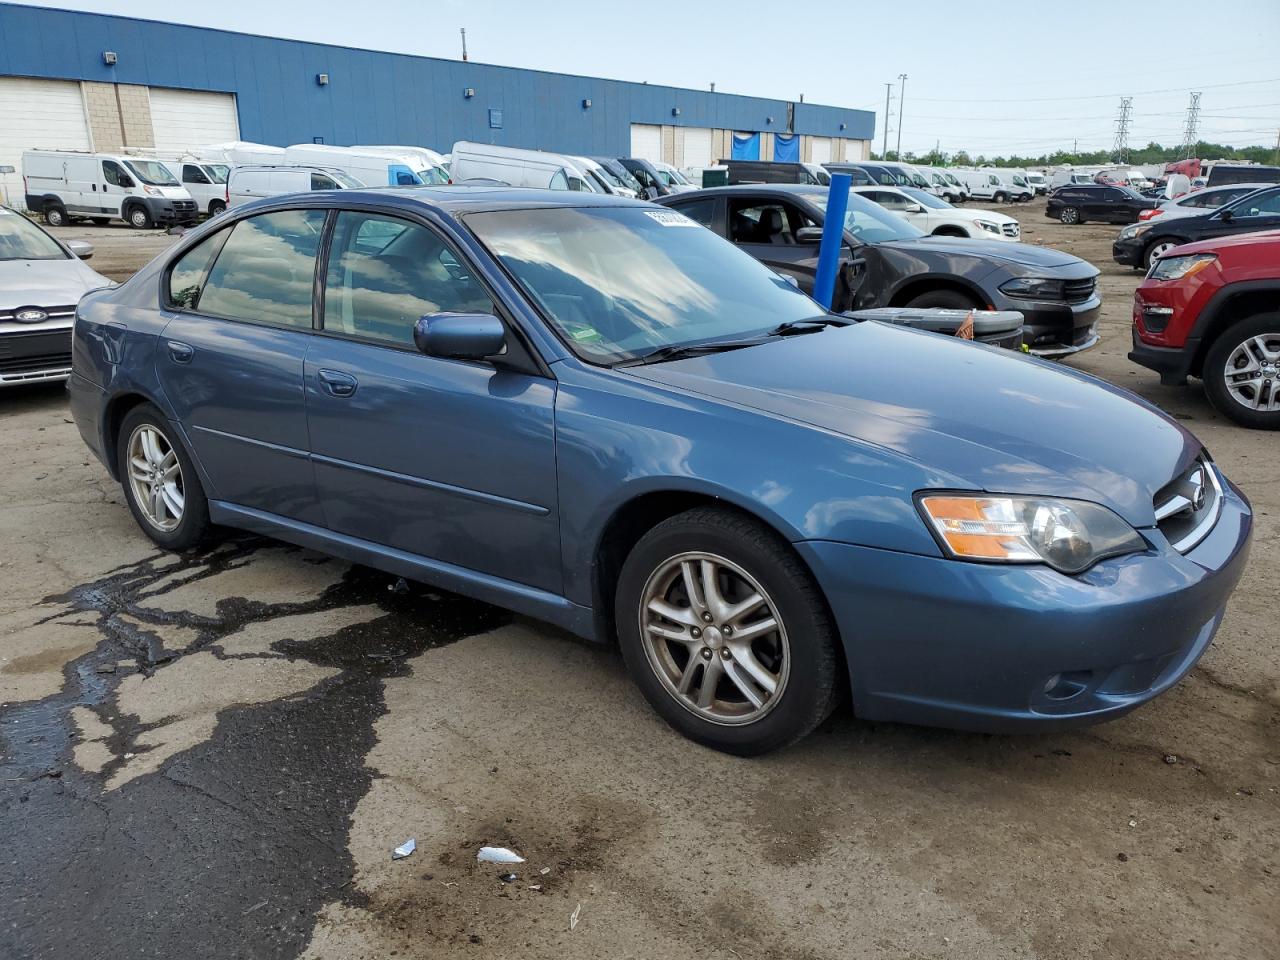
top-left (1130, 230), bottom-right (1280, 429)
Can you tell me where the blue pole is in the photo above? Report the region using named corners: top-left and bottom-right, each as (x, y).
top-left (812, 172), bottom-right (851, 311)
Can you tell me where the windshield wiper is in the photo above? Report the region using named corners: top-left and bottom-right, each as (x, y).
top-left (616, 337), bottom-right (770, 367)
top-left (766, 316), bottom-right (852, 336)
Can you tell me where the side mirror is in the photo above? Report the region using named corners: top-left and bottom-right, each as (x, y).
top-left (1220, 209), bottom-right (1233, 222)
top-left (413, 312), bottom-right (506, 361)
top-left (795, 226), bottom-right (823, 244)
top-left (905, 203), bottom-right (925, 213)
top-left (67, 240), bottom-right (94, 260)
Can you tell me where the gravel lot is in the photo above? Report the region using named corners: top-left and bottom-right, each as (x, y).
top-left (1, 200), bottom-right (1276, 960)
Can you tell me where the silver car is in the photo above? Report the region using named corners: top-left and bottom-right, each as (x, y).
top-left (1, 206), bottom-right (111, 386)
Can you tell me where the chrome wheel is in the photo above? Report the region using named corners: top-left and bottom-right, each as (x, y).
top-left (1223, 332), bottom-right (1280, 412)
top-left (639, 552), bottom-right (789, 726)
top-left (1060, 207), bottom-right (1079, 224)
top-left (126, 424), bottom-right (184, 532)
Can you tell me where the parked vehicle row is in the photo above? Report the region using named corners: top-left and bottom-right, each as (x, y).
top-left (23, 150), bottom-right (200, 229)
top-left (65, 185), bottom-right (1252, 754)
top-left (1114, 183), bottom-right (1280, 270)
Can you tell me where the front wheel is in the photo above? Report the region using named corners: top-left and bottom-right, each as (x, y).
top-left (1203, 315), bottom-right (1280, 429)
top-left (906, 288), bottom-right (980, 311)
top-left (1059, 206), bottom-right (1080, 224)
top-left (127, 205), bottom-right (153, 230)
top-left (993, 192), bottom-right (1007, 204)
top-left (1143, 238), bottom-right (1179, 270)
top-left (117, 404), bottom-right (212, 548)
top-left (615, 508), bottom-right (839, 755)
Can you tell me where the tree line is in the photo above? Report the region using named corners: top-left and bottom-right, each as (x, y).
top-left (872, 139), bottom-right (1278, 168)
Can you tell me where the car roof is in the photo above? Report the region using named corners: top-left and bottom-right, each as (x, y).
top-left (313, 185), bottom-right (648, 213)
top-left (663, 184), bottom-right (828, 201)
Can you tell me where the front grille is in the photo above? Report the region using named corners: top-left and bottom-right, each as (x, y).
top-left (1063, 277), bottom-right (1097, 303)
top-left (1002, 223), bottom-right (1020, 237)
top-left (0, 330), bottom-right (73, 375)
top-left (1154, 455), bottom-right (1222, 554)
top-left (0, 304), bottom-right (76, 325)
top-left (173, 200), bottom-right (197, 213)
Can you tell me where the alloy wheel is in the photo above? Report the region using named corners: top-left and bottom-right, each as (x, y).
top-left (1223, 332), bottom-right (1280, 412)
top-left (1060, 207), bottom-right (1078, 224)
top-left (126, 424), bottom-right (185, 532)
top-left (639, 551), bottom-right (790, 726)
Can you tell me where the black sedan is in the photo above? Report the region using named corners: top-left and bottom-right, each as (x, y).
top-left (657, 184), bottom-right (1101, 357)
top-left (1046, 184), bottom-right (1158, 225)
top-left (1114, 184), bottom-right (1280, 270)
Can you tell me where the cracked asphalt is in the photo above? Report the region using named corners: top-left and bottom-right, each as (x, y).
top-left (1, 202), bottom-right (1277, 960)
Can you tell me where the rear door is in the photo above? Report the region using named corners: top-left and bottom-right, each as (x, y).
top-left (155, 208), bottom-right (325, 523)
top-left (303, 207), bottom-right (561, 591)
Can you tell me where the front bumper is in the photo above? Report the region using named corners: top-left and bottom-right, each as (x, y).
top-left (145, 196), bottom-right (199, 224)
top-left (1129, 326), bottom-right (1198, 385)
top-left (0, 328), bottom-right (73, 386)
top-left (1113, 235), bottom-right (1146, 267)
top-left (997, 291), bottom-right (1101, 357)
top-left (796, 471), bottom-right (1251, 733)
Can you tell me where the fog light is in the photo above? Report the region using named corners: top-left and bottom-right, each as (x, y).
top-left (1042, 671), bottom-right (1091, 701)
top-left (1142, 305), bottom-right (1174, 333)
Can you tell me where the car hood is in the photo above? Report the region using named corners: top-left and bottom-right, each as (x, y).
top-left (0, 258), bottom-right (113, 310)
top-left (625, 323), bottom-right (1198, 527)
top-left (881, 235), bottom-right (1089, 269)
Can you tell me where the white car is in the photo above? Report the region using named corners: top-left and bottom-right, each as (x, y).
top-left (651, 161), bottom-right (698, 194)
top-left (853, 185), bottom-right (1020, 240)
top-left (0, 205), bottom-right (111, 385)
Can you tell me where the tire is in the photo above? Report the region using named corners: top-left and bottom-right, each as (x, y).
top-left (932, 227), bottom-right (966, 238)
top-left (91, 217), bottom-right (110, 226)
top-left (993, 192), bottom-right (1007, 204)
top-left (1143, 238), bottom-right (1179, 271)
top-left (1202, 315), bottom-right (1280, 430)
top-left (116, 404), bottom-right (212, 549)
top-left (614, 507), bottom-right (840, 755)
top-left (208, 199), bottom-right (226, 217)
top-left (44, 204), bottom-right (68, 227)
top-left (126, 204), bottom-right (153, 230)
top-left (905, 288), bottom-right (980, 311)
top-left (1059, 206), bottom-right (1080, 225)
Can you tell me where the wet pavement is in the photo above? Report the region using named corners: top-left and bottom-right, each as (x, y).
top-left (2, 205), bottom-right (1278, 959)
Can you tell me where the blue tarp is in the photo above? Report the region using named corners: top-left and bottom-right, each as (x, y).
top-left (731, 132), bottom-right (760, 160)
top-left (773, 134), bottom-right (799, 163)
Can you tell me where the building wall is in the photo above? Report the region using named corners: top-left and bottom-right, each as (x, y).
top-left (0, 3), bottom-right (874, 157)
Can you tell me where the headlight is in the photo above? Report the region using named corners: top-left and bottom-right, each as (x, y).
top-left (1118, 222), bottom-right (1152, 240)
top-left (1149, 253), bottom-right (1216, 281)
top-left (975, 219), bottom-right (1001, 234)
top-left (143, 185), bottom-right (162, 196)
top-left (918, 494), bottom-right (1145, 574)
top-left (999, 277), bottom-right (1064, 300)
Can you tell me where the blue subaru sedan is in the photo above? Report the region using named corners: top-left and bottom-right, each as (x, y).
top-left (68, 187), bottom-right (1252, 754)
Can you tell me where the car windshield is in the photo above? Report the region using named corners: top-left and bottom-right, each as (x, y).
top-left (0, 209), bottom-right (68, 260)
top-left (206, 164), bottom-right (230, 183)
top-left (813, 187), bottom-right (926, 242)
top-left (902, 187), bottom-right (951, 209)
top-left (419, 164), bottom-right (450, 184)
top-left (1115, 185), bottom-right (1145, 200)
top-left (124, 159), bottom-right (180, 186)
top-left (466, 206), bottom-right (825, 365)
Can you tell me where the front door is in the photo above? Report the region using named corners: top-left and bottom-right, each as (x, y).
top-left (725, 196), bottom-right (821, 289)
top-left (100, 160), bottom-right (132, 217)
top-left (303, 209), bottom-right (561, 593)
top-left (156, 208), bottom-right (326, 524)
top-left (1206, 189), bottom-right (1280, 240)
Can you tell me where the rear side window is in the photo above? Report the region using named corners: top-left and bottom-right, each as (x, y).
top-left (322, 211), bottom-right (494, 347)
top-left (167, 230), bottom-right (229, 308)
top-left (670, 197), bottom-right (717, 229)
top-left (195, 209), bottom-right (327, 328)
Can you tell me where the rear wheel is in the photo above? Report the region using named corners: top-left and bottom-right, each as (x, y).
top-left (127, 204), bottom-right (153, 230)
top-left (117, 404), bottom-right (212, 548)
top-left (615, 508), bottom-right (839, 755)
top-left (208, 199), bottom-right (226, 217)
top-left (1143, 238), bottom-right (1179, 270)
top-left (905, 288), bottom-right (980, 311)
top-left (1059, 206), bottom-right (1080, 225)
top-left (44, 204), bottom-right (68, 227)
top-left (993, 191), bottom-right (1007, 204)
top-left (1203, 315), bottom-right (1280, 429)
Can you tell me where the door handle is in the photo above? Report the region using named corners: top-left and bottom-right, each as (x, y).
top-left (318, 368), bottom-right (358, 398)
top-left (166, 340), bottom-right (193, 364)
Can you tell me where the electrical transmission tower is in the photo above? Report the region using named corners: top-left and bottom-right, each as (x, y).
top-left (1179, 92), bottom-right (1202, 159)
top-left (1112, 97), bottom-right (1133, 164)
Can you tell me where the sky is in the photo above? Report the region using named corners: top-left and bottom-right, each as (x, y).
top-left (17, 0), bottom-right (1280, 157)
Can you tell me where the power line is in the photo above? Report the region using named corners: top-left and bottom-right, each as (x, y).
top-left (909, 76), bottom-right (1280, 104)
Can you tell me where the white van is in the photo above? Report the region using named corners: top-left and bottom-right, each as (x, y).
top-left (955, 168), bottom-right (1016, 203)
top-left (152, 157), bottom-right (231, 216)
top-left (200, 141), bottom-right (287, 167)
top-left (1049, 169), bottom-right (1096, 190)
top-left (573, 156), bottom-right (637, 197)
top-left (352, 145), bottom-right (450, 185)
top-left (22, 150), bottom-right (198, 228)
top-left (1024, 171), bottom-right (1049, 195)
top-left (226, 165), bottom-right (364, 207)
top-left (450, 142), bottom-right (599, 191)
top-left (1001, 169), bottom-right (1035, 202)
top-left (283, 144), bottom-right (444, 187)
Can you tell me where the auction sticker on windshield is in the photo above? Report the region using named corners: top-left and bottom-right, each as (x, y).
top-left (644, 211), bottom-right (699, 227)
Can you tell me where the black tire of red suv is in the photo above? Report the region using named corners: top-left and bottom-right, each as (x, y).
top-left (1203, 314), bottom-right (1280, 430)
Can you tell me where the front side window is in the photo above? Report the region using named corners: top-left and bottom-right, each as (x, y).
top-left (196, 209), bottom-right (327, 328)
top-left (311, 173), bottom-right (339, 191)
top-left (1227, 188), bottom-right (1280, 218)
top-left (728, 200), bottom-right (801, 244)
top-left (466, 206), bottom-right (824, 365)
top-left (0, 209), bottom-right (67, 261)
top-left (183, 164), bottom-right (211, 185)
top-left (102, 161), bottom-right (131, 187)
top-left (323, 211), bottom-right (494, 347)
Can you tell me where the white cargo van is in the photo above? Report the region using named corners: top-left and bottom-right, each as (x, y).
top-left (573, 156), bottom-right (638, 196)
top-left (226, 165), bottom-right (364, 207)
top-left (955, 168), bottom-right (1017, 203)
top-left (352, 145), bottom-right (450, 184)
top-left (283, 144), bottom-right (443, 187)
top-left (152, 157), bottom-right (231, 216)
top-left (22, 150), bottom-right (198, 228)
top-left (200, 141), bottom-right (287, 167)
top-left (450, 142), bottom-right (599, 191)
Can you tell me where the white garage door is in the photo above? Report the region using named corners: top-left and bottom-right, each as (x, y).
top-left (810, 137), bottom-right (832, 165)
top-left (0, 78), bottom-right (91, 210)
top-left (629, 124), bottom-right (662, 162)
top-left (149, 88), bottom-right (239, 153)
top-left (681, 127), bottom-right (713, 170)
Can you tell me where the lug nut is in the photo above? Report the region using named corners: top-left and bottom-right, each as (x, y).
top-left (690, 627), bottom-right (701, 639)
top-left (701, 612), bottom-right (713, 623)
top-left (700, 647), bottom-right (713, 660)
top-left (721, 625), bottom-right (733, 636)
top-left (720, 647), bottom-right (732, 660)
